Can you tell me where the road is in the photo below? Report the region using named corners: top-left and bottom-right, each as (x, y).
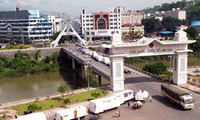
top-left (48, 44), bottom-right (200, 120)
top-left (98, 72), bottom-right (200, 120)
top-left (47, 72), bottom-right (200, 120)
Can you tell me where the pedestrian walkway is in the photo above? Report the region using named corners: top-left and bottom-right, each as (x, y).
top-left (179, 83), bottom-right (200, 94)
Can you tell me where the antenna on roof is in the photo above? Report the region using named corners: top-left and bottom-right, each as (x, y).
top-left (16, 2), bottom-right (20, 11)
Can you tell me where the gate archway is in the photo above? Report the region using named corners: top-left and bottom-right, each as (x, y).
top-left (102, 29), bottom-right (196, 91)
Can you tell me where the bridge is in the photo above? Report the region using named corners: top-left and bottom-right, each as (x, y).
top-left (61, 44), bottom-right (145, 87)
top-left (62, 45), bottom-right (110, 80)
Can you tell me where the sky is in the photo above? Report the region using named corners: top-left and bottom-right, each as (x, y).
top-left (0, 0), bottom-right (181, 17)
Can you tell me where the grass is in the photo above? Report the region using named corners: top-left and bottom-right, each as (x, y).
top-left (0, 117), bottom-right (2, 120)
top-left (11, 89), bottom-right (108, 115)
top-left (127, 53), bottom-right (200, 69)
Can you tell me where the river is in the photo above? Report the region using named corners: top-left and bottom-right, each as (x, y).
top-left (0, 71), bottom-right (77, 104)
top-left (0, 70), bottom-right (109, 104)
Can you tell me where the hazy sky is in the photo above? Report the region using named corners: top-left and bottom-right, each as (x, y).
top-left (0, 0), bottom-right (181, 17)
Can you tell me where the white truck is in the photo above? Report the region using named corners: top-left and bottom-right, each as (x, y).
top-left (161, 84), bottom-right (195, 109)
top-left (113, 89), bottom-right (134, 104)
top-left (92, 51), bottom-right (99, 59)
top-left (103, 57), bottom-right (110, 66)
top-left (15, 112), bottom-right (47, 120)
top-left (96, 55), bottom-right (104, 62)
top-left (55, 105), bottom-right (88, 120)
top-left (89, 96), bottom-right (120, 114)
top-left (135, 90), bottom-right (149, 101)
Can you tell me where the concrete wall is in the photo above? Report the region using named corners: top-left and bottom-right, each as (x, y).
top-left (0, 47), bottom-right (61, 59)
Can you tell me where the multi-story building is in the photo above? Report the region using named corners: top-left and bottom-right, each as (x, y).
top-left (121, 11), bottom-right (145, 24)
top-left (122, 23), bottom-right (144, 35)
top-left (0, 6), bottom-right (53, 42)
top-left (44, 15), bottom-right (64, 33)
top-left (165, 8), bottom-right (186, 20)
top-left (80, 7), bottom-right (122, 41)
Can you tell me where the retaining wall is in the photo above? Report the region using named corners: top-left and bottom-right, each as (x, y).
top-left (0, 47), bottom-right (61, 59)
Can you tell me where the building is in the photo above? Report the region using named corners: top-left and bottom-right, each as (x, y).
top-left (154, 11), bottom-right (166, 21)
top-left (44, 15), bottom-right (64, 33)
top-left (0, 6), bottom-right (53, 43)
top-left (122, 23), bottom-right (144, 35)
top-left (165, 8), bottom-right (186, 20)
top-left (80, 7), bottom-right (122, 41)
top-left (121, 11), bottom-right (145, 24)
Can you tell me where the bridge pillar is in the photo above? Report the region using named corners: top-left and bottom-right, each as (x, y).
top-left (81, 64), bottom-right (86, 80)
top-left (72, 58), bottom-right (75, 70)
top-left (173, 51), bottom-right (188, 85)
top-left (110, 56), bottom-right (124, 91)
top-left (95, 74), bottom-right (102, 86)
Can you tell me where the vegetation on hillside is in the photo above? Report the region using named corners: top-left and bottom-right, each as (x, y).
top-left (187, 0), bottom-right (200, 22)
top-left (142, 17), bottom-right (187, 33)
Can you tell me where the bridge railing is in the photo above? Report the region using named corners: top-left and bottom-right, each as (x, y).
top-left (62, 48), bottom-right (110, 80)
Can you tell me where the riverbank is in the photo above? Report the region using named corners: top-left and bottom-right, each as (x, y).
top-left (1, 88), bottom-right (96, 109)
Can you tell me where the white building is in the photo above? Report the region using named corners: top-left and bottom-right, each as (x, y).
top-left (165, 8), bottom-right (186, 20)
top-left (44, 15), bottom-right (64, 33)
top-left (0, 6), bottom-right (53, 42)
top-left (80, 7), bottom-right (122, 41)
top-left (121, 11), bottom-right (145, 24)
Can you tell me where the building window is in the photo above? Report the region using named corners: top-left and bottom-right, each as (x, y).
top-left (98, 19), bottom-right (106, 29)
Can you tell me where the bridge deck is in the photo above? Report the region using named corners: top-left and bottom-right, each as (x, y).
top-left (62, 44), bottom-right (152, 81)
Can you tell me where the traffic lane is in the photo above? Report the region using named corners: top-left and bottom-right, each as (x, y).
top-left (125, 75), bottom-right (200, 112)
top-left (124, 76), bottom-right (200, 120)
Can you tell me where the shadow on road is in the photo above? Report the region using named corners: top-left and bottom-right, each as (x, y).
top-left (125, 76), bottom-right (163, 84)
top-left (152, 95), bottom-right (183, 111)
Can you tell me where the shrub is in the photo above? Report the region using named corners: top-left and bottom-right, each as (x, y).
top-left (63, 98), bottom-right (71, 104)
top-left (27, 103), bottom-right (40, 112)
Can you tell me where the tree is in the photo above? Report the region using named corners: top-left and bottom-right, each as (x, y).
top-left (0, 60), bottom-right (4, 72)
top-left (63, 98), bottom-right (71, 104)
top-left (185, 27), bottom-right (198, 40)
top-left (162, 17), bottom-right (182, 31)
top-left (51, 52), bottom-right (59, 64)
top-left (142, 17), bottom-right (163, 33)
top-left (143, 62), bottom-right (167, 75)
top-left (189, 38), bottom-right (200, 53)
top-left (33, 50), bottom-right (41, 64)
top-left (27, 103), bottom-right (40, 112)
top-left (91, 92), bottom-right (100, 99)
top-left (57, 83), bottom-right (68, 99)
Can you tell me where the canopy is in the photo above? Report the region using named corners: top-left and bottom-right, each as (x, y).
top-left (159, 31), bottom-right (173, 35)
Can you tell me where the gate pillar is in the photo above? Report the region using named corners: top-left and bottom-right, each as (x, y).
top-left (110, 55), bottom-right (124, 91)
top-left (173, 51), bottom-right (188, 85)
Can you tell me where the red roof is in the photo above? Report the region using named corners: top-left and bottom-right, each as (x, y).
top-left (122, 24), bottom-right (132, 27)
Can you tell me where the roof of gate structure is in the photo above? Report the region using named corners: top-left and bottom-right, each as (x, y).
top-left (110, 37), bottom-right (195, 48)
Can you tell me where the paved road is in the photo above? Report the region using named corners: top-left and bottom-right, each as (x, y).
top-left (58, 44), bottom-right (200, 120)
top-left (98, 74), bottom-right (200, 120)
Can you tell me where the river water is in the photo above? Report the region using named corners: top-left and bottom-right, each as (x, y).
top-left (0, 71), bottom-right (77, 104)
top-left (0, 70), bottom-right (109, 104)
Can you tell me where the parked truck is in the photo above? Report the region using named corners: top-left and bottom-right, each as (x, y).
top-left (113, 89), bottom-right (134, 104)
top-left (89, 96), bottom-right (120, 114)
top-left (15, 112), bottom-right (47, 120)
top-left (55, 105), bottom-right (88, 120)
top-left (161, 84), bottom-right (195, 109)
